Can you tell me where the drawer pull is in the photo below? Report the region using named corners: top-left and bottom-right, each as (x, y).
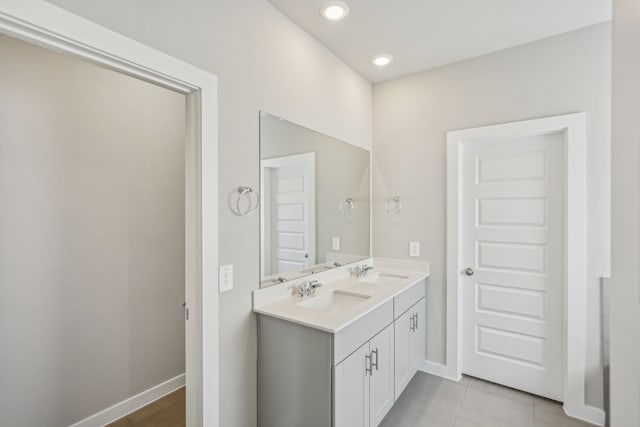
top-left (371, 348), bottom-right (379, 371)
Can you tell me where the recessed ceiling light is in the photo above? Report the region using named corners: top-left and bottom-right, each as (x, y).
top-left (320, 1), bottom-right (350, 21)
top-left (372, 54), bottom-right (393, 67)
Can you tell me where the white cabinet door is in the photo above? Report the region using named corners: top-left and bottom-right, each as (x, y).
top-left (410, 300), bottom-right (426, 377)
top-left (394, 299), bottom-right (426, 399)
top-left (369, 324), bottom-right (395, 427)
top-left (334, 343), bottom-right (370, 427)
top-left (394, 308), bottom-right (413, 398)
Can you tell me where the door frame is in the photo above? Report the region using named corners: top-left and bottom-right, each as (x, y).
top-left (0, 2), bottom-right (219, 426)
top-left (446, 113), bottom-right (602, 424)
top-left (260, 152), bottom-right (316, 278)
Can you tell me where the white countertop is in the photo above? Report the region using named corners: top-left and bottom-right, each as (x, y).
top-left (253, 267), bottom-right (428, 333)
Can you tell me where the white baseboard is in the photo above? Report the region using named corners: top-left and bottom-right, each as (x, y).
top-left (418, 360), bottom-right (462, 382)
top-left (69, 373), bottom-right (185, 427)
top-left (564, 403), bottom-right (606, 427)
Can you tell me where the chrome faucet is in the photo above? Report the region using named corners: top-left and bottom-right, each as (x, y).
top-left (298, 280), bottom-right (323, 297)
top-left (351, 264), bottom-right (374, 278)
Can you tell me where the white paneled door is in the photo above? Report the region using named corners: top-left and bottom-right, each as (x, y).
top-left (462, 133), bottom-right (565, 400)
top-left (261, 153), bottom-right (315, 276)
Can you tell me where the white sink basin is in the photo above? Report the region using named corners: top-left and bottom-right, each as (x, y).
top-left (296, 290), bottom-right (371, 312)
top-left (358, 272), bottom-right (409, 285)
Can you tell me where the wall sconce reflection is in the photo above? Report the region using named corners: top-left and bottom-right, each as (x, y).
top-left (338, 198), bottom-right (354, 215)
top-left (385, 196), bottom-right (402, 214)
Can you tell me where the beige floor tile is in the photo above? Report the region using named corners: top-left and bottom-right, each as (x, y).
top-left (467, 376), bottom-right (536, 406)
top-left (401, 372), bottom-right (467, 416)
top-left (380, 372), bottom-right (464, 427)
top-left (534, 398), bottom-right (598, 427)
top-left (456, 386), bottom-right (534, 427)
top-left (453, 417), bottom-right (486, 427)
top-left (457, 375), bottom-right (472, 387)
top-left (382, 406), bottom-right (455, 427)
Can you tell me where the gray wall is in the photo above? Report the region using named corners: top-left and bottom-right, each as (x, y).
top-left (261, 113), bottom-right (370, 270)
top-left (0, 35), bottom-right (186, 426)
top-left (40, 1), bottom-right (373, 426)
top-left (372, 23), bottom-right (611, 408)
top-left (610, 0), bottom-right (639, 424)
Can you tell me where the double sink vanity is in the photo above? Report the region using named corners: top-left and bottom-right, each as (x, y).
top-left (253, 259), bottom-right (429, 427)
top-left (256, 113), bottom-right (427, 426)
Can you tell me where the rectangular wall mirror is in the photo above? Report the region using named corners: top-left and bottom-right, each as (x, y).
top-left (259, 112), bottom-right (370, 288)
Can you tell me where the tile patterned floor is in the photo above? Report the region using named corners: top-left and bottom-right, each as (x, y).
top-left (380, 373), bottom-right (599, 427)
top-left (105, 375), bottom-right (599, 427)
top-left (106, 387), bottom-right (185, 427)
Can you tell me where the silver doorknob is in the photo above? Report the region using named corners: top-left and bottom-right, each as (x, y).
top-left (464, 268), bottom-right (474, 276)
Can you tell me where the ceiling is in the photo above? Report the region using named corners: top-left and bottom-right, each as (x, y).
top-left (267, 0), bottom-right (612, 83)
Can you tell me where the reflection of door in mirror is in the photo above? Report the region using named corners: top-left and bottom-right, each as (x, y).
top-left (261, 153), bottom-right (316, 278)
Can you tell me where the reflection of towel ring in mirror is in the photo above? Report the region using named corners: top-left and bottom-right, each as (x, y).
top-left (232, 186), bottom-right (260, 216)
top-left (385, 196), bottom-right (402, 214)
top-left (338, 198), bottom-right (354, 215)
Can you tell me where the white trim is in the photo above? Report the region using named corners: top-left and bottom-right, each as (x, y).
top-left (564, 405), bottom-right (606, 427)
top-left (0, 2), bottom-right (219, 426)
top-left (418, 360), bottom-right (452, 380)
top-left (69, 374), bottom-right (186, 427)
top-left (446, 113), bottom-right (595, 423)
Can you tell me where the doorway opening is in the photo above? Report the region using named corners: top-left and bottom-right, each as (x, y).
top-left (0, 2), bottom-right (219, 426)
top-left (0, 32), bottom-right (188, 426)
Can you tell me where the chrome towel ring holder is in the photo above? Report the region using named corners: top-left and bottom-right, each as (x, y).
top-left (385, 196), bottom-right (402, 214)
top-left (338, 198), bottom-right (355, 215)
top-left (232, 186), bottom-right (260, 216)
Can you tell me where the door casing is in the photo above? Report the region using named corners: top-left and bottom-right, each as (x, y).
top-left (0, 2), bottom-right (219, 426)
top-left (446, 113), bottom-right (604, 426)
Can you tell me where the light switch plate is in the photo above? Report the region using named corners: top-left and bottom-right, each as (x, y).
top-left (409, 241), bottom-right (420, 257)
top-left (219, 264), bottom-right (233, 292)
top-left (332, 236), bottom-right (341, 250)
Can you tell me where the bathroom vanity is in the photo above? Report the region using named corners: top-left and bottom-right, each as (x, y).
top-left (254, 262), bottom-right (428, 427)
top-left (256, 113), bottom-right (426, 427)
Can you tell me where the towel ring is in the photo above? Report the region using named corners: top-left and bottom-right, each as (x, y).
top-left (232, 186), bottom-right (260, 216)
top-left (385, 196), bottom-right (402, 214)
top-left (338, 198), bottom-right (354, 215)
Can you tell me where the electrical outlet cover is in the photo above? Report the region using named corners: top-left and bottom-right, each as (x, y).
top-left (219, 264), bottom-right (233, 292)
top-left (409, 241), bottom-right (420, 257)
top-left (332, 236), bottom-right (341, 251)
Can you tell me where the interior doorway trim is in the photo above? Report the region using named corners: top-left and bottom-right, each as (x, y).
top-left (446, 113), bottom-right (603, 426)
top-left (0, 2), bottom-right (219, 426)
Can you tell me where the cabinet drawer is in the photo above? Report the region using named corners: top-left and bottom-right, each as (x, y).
top-left (394, 279), bottom-right (426, 319)
top-left (333, 300), bottom-right (393, 365)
